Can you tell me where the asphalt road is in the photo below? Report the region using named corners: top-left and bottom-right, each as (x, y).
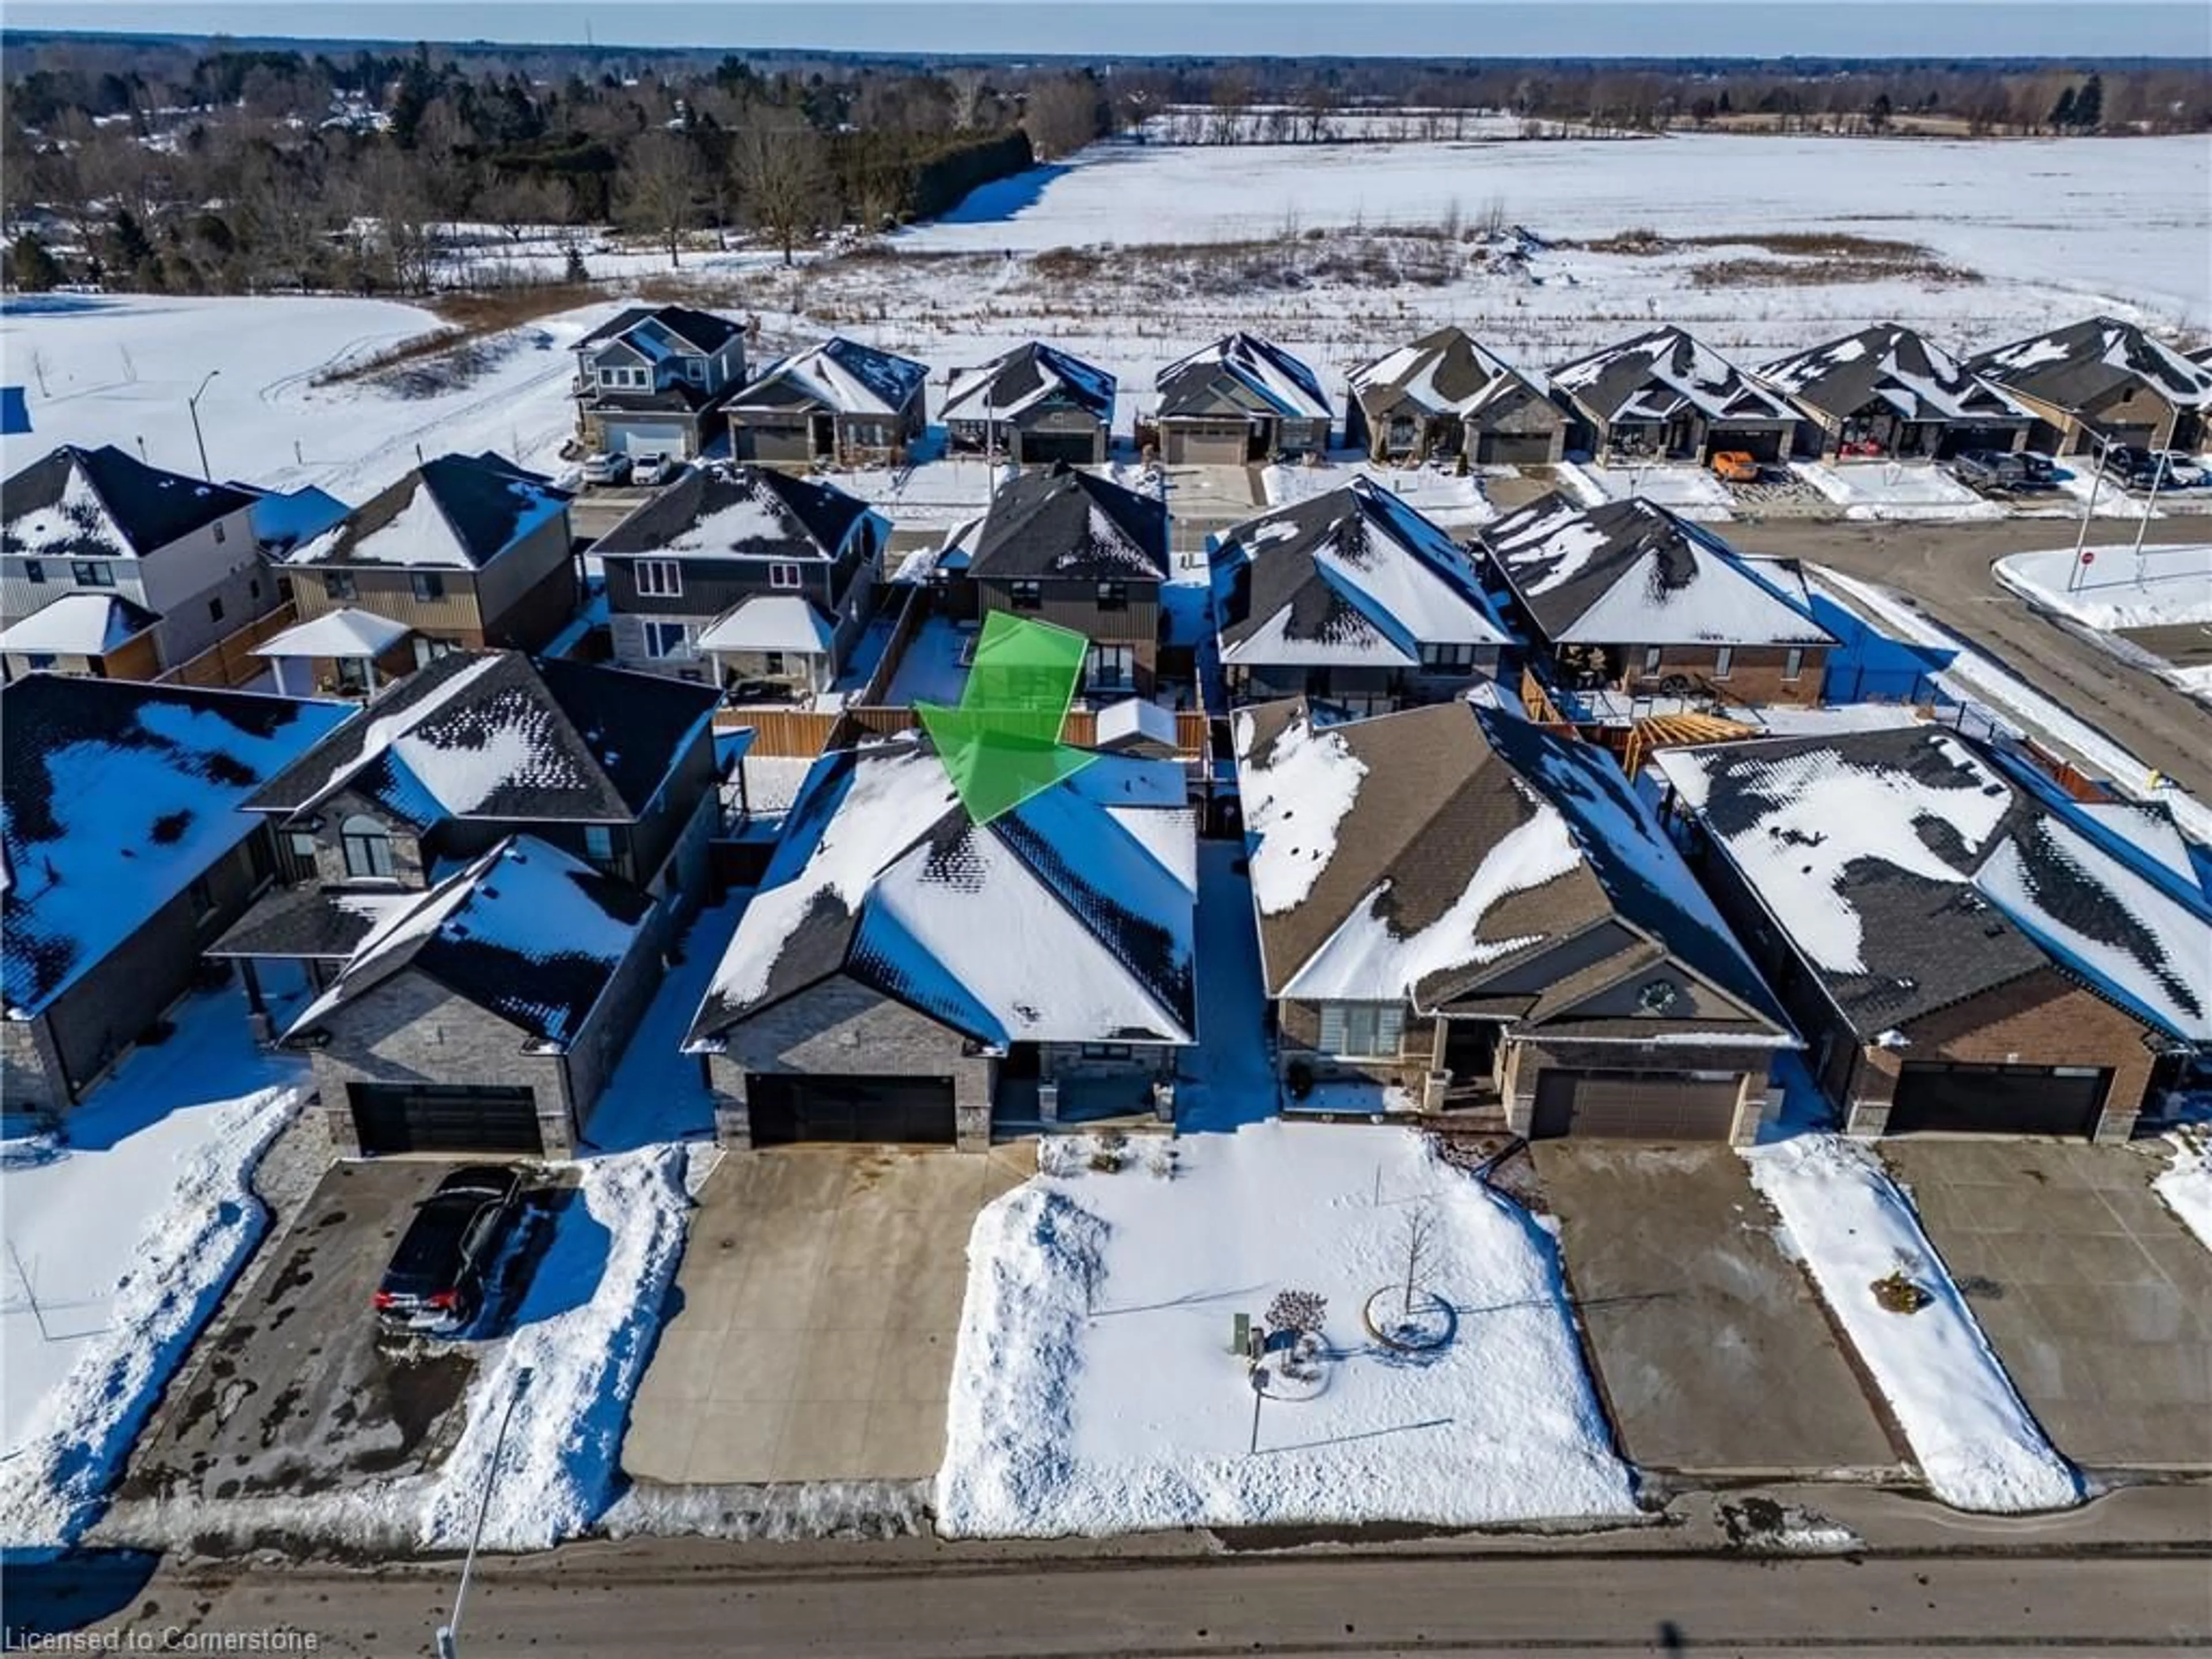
top-left (1728, 516), bottom-right (2212, 801)
top-left (70, 1536), bottom-right (2212, 1657)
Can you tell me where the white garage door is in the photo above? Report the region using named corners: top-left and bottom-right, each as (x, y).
top-left (613, 423), bottom-right (687, 458)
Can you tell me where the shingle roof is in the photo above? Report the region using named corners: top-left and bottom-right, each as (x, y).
top-left (206, 882), bottom-right (414, 961)
top-left (1550, 326), bottom-right (1796, 426)
top-left (285, 836), bottom-right (655, 1050)
top-left (284, 452), bottom-right (569, 570)
top-left (577, 304), bottom-right (746, 355)
top-left (0, 591), bottom-right (163, 656)
top-left (1232, 697), bottom-right (1789, 1037)
top-left (1212, 477), bottom-right (1513, 666)
top-left (1654, 725), bottom-right (2212, 1041)
top-left (1761, 324), bottom-right (2031, 426)
top-left (1972, 316), bottom-right (2212, 414)
top-left (943, 341), bottom-right (1116, 423)
top-left (246, 650), bottom-right (720, 828)
top-left (1480, 492), bottom-right (1835, 648)
top-left (730, 336), bottom-right (929, 416)
top-left (2, 444), bottom-right (258, 563)
top-left (1348, 326), bottom-right (1554, 423)
top-left (592, 463), bottom-right (870, 562)
top-left (1156, 332), bottom-right (1331, 422)
top-left (964, 463), bottom-right (1169, 582)
top-left (686, 736), bottom-right (1196, 1050)
top-left (2, 676), bottom-right (353, 1017)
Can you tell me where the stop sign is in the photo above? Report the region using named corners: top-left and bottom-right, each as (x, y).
top-left (2081, 550), bottom-right (2096, 566)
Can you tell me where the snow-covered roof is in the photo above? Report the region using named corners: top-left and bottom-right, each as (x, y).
top-left (251, 607), bottom-right (415, 660)
top-left (1480, 493), bottom-right (1835, 648)
top-left (1550, 326), bottom-right (1796, 427)
top-left (1655, 726), bottom-right (2212, 1042)
top-left (247, 485), bottom-right (351, 557)
top-left (696, 594), bottom-right (837, 655)
top-left (1213, 477), bottom-right (1514, 667)
top-left (2, 445), bottom-right (258, 565)
top-left (1233, 698), bottom-right (1790, 1037)
top-left (593, 462), bottom-right (873, 563)
top-left (2, 676), bottom-right (352, 1019)
top-left (577, 304), bottom-right (745, 357)
top-left (1760, 324), bottom-right (2031, 427)
top-left (1094, 697), bottom-right (1178, 755)
top-left (248, 650), bottom-right (721, 830)
top-left (944, 342), bottom-right (1116, 423)
top-left (285, 836), bottom-right (654, 1050)
top-left (964, 463), bottom-right (1169, 583)
top-left (1973, 316), bottom-right (2212, 413)
top-left (686, 735), bottom-right (1197, 1050)
top-left (1157, 332), bottom-right (1331, 422)
top-left (0, 592), bottom-right (162, 656)
top-left (730, 336), bottom-right (929, 417)
top-left (286, 452), bottom-right (569, 571)
top-left (1348, 325), bottom-right (1554, 423)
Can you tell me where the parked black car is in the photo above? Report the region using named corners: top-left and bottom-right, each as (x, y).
top-left (2012, 452), bottom-right (2061, 491)
top-left (373, 1166), bottom-right (527, 1333)
top-left (1949, 449), bottom-right (2027, 491)
top-left (2104, 446), bottom-right (2204, 491)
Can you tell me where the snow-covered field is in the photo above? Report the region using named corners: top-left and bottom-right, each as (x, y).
top-left (0, 984), bottom-right (308, 1547)
top-left (1743, 1135), bottom-right (2080, 1514)
top-left (1991, 543), bottom-right (2212, 631)
top-left (937, 1121), bottom-right (1638, 1536)
top-left (1791, 461), bottom-right (2006, 522)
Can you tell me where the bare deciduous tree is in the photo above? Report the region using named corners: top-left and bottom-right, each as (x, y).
top-left (620, 127), bottom-right (703, 268)
top-left (1397, 1202), bottom-right (1440, 1321)
top-left (1022, 74), bottom-right (1103, 162)
top-left (731, 116), bottom-right (828, 267)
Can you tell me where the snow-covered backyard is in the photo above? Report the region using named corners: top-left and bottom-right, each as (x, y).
top-left (1790, 461), bottom-right (2006, 522)
top-left (937, 1120), bottom-right (1638, 1537)
top-left (1743, 1135), bottom-right (2080, 1514)
top-left (0, 982), bottom-right (309, 1547)
top-left (1991, 542), bottom-right (2212, 631)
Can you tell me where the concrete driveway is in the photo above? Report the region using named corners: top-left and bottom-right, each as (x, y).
top-left (623, 1145), bottom-right (1031, 1485)
top-left (1532, 1143), bottom-right (1898, 1476)
top-left (1883, 1139), bottom-right (2212, 1472)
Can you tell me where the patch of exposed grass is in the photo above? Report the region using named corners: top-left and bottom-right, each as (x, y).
top-left (1687, 254), bottom-right (1980, 288)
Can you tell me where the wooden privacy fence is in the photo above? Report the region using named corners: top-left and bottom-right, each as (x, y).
top-left (156, 602), bottom-right (298, 690)
top-left (715, 702), bottom-right (1211, 761)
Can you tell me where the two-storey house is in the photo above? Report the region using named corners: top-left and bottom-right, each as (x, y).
top-left (571, 305), bottom-right (749, 461)
top-left (592, 462), bottom-right (884, 694)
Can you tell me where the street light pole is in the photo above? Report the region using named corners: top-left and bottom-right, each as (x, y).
top-left (435, 1365), bottom-right (533, 1659)
top-left (2066, 431), bottom-right (2114, 593)
top-left (187, 369), bottom-right (221, 480)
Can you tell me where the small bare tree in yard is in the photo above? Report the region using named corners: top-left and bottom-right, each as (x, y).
top-left (1264, 1289), bottom-right (1327, 1339)
top-left (732, 116), bottom-right (830, 267)
top-left (622, 129), bottom-right (704, 269)
top-left (1397, 1203), bottom-right (1440, 1321)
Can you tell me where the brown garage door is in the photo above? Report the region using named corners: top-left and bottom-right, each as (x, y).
top-left (747, 1073), bottom-right (958, 1145)
top-left (349, 1082), bottom-right (545, 1156)
top-left (1477, 431), bottom-right (1556, 466)
top-left (1885, 1063), bottom-right (2106, 1137)
top-left (1168, 423), bottom-right (1251, 465)
top-left (1531, 1070), bottom-right (1743, 1141)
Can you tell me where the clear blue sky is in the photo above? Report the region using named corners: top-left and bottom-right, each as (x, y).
top-left (10, 1), bottom-right (2211, 59)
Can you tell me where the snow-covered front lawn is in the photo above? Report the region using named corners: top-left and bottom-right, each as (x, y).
top-left (1991, 542), bottom-right (2212, 631)
top-left (1565, 460), bottom-right (1734, 520)
top-left (2152, 1129), bottom-right (2212, 1253)
top-left (1790, 461), bottom-right (2005, 522)
top-left (1, 984), bottom-right (308, 1547)
top-left (937, 1120), bottom-right (1638, 1537)
top-left (1743, 1134), bottom-right (2080, 1514)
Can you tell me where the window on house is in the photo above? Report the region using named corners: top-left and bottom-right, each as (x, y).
top-left (1421, 643), bottom-right (1475, 669)
top-left (325, 571), bottom-right (357, 601)
top-left (583, 824), bottom-right (616, 863)
top-left (340, 814), bottom-right (395, 880)
top-left (208, 596), bottom-right (225, 624)
top-left (635, 560), bottom-right (683, 598)
top-left (249, 578), bottom-right (262, 601)
top-left (411, 571), bottom-right (446, 603)
top-left (1079, 1043), bottom-right (1133, 1059)
top-left (763, 650), bottom-right (786, 676)
top-left (1318, 1002), bottom-right (1406, 1059)
top-left (1009, 579), bottom-right (1043, 611)
top-left (685, 358), bottom-right (707, 382)
top-left (71, 560), bottom-right (115, 588)
top-left (213, 521), bottom-right (226, 544)
top-left (1096, 581), bottom-right (1128, 612)
top-left (25, 653), bottom-right (56, 672)
top-left (644, 620), bottom-right (692, 659)
top-left (287, 831), bottom-right (319, 860)
top-left (1641, 645), bottom-right (1663, 674)
top-left (23, 559), bottom-right (44, 584)
top-left (1087, 642), bottom-right (1134, 690)
top-left (1713, 646), bottom-right (1734, 680)
top-left (1783, 647), bottom-right (1805, 682)
top-left (768, 563), bottom-right (804, 590)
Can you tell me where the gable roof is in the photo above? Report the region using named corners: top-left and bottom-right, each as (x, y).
top-left (686, 734), bottom-right (1196, 1050)
top-left (1761, 324), bottom-right (2031, 426)
top-left (730, 336), bottom-right (929, 417)
top-left (592, 462), bottom-right (871, 562)
top-left (943, 341), bottom-right (1115, 423)
top-left (246, 650), bottom-right (720, 829)
top-left (1654, 725), bottom-right (2212, 1043)
top-left (0, 591), bottom-right (163, 656)
top-left (285, 835), bottom-right (654, 1050)
top-left (1550, 326), bottom-right (1797, 427)
top-left (1972, 316), bottom-right (2212, 414)
top-left (1157, 332), bottom-right (1331, 422)
top-left (1348, 326), bottom-right (1554, 423)
top-left (2, 444), bottom-right (258, 564)
top-left (2, 676), bottom-right (352, 1018)
top-left (1232, 698), bottom-right (1788, 1034)
top-left (964, 463), bottom-right (1169, 582)
top-left (1480, 492), bottom-right (1835, 648)
top-left (577, 304), bottom-right (745, 356)
top-left (285, 452), bottom-right (569, 570)
top-left (1212, 477), bottom-right (1513, 668)
top-left (247, 485), bottom-right (351, 558)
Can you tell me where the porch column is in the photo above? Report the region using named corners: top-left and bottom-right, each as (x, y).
top-left (239, 958), bottom-right (276, 1045)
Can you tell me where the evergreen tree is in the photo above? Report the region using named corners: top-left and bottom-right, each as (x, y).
top-left (2073, 74), bottom-right (2103, 130)
top-left (10, 230), bottom-right (63, 291)
top-left (2049, 85), bottom-right (2078, 128)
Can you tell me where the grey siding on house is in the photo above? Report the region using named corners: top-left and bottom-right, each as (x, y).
top-left (605, 555), bottom-right (838, 621)
top-left (473, 512), bottom-right (578, 640)
top-left (704, 974), bottom-right (995, 1151)
top-left (974, 578), bottom-right (1160, 646)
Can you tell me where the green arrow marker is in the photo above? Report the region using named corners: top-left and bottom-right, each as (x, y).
top-left (917, 611), bottom-right (1099, 824)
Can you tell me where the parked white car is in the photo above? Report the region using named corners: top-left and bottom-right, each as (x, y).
top-left (630, 453), bottom-right (681, 487)
top-left (580, 452), bottom-right (632, 487)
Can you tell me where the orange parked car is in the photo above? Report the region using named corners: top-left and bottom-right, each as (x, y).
top-left (1709, 450), bottom-right (1760, 484)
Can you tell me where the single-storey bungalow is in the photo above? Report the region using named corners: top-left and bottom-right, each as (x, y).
top-left (1153, 332), bottom-right (1332, 464)
top-left (727, 336), bottom-right (929, 467)
top-left (1549, 326), bottom-right (1800, 463)
top-left (942, 341), bottom-right (1116, 465)
top-left (1971, 316), bottom-right (2212, 456)
top-left (1345, 326), bottom-right (1566, 466)
top-left (1760, 323), bottom-right (2035, 461)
